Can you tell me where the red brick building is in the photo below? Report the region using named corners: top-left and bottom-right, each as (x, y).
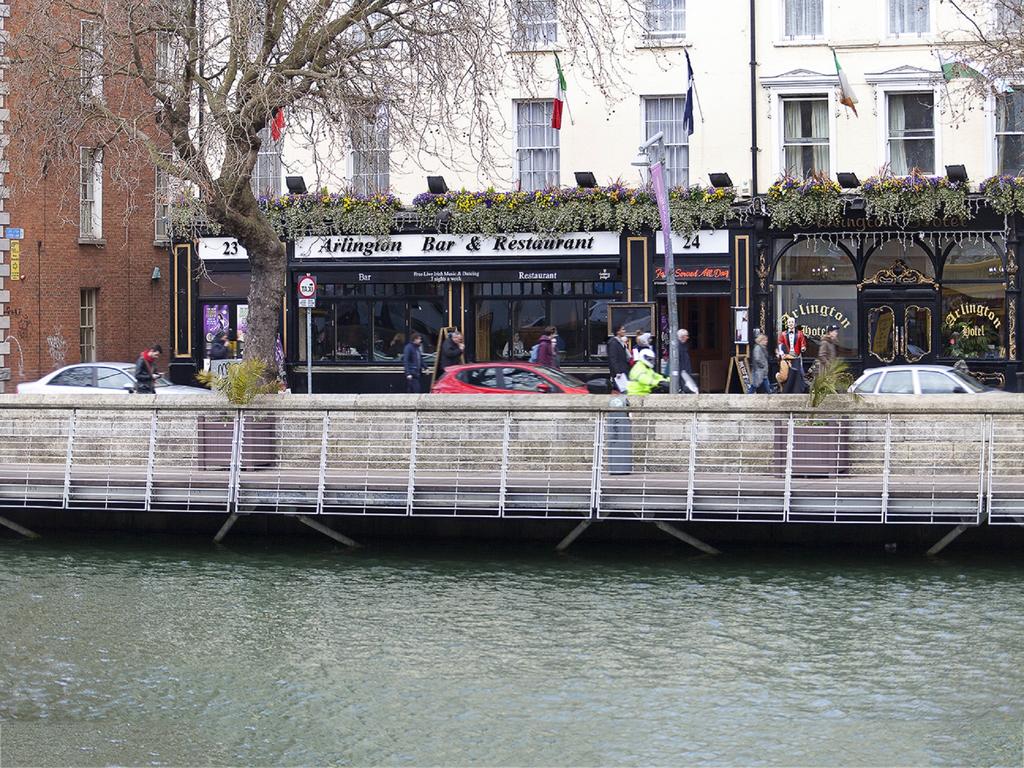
top-left (1, 5), bottom-right (169, 389)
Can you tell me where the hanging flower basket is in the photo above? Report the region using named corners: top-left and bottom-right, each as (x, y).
top-left (765, 175), bottom-right (843, 230)
top-left (980, 175), bottom-right (1024, 216)
top-left (862, 170), bottom-right (969, 227)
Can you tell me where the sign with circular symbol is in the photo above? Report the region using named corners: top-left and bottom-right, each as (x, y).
top-left (297, 273), bottom-right (317, 299)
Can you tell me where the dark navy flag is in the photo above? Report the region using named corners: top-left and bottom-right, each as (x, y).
top-left (683, 50), bottom-right (695, 138)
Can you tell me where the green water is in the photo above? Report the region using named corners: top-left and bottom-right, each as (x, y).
top-left (0, 536), bottom-right (1021, 767)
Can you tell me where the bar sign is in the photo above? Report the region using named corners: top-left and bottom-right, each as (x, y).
top-left (9, 239), bottom-right (19, 281)
top-left (6, 227), bottom-right (23, 240)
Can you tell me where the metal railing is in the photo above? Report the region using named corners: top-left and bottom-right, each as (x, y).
top-left (0, 396), bottom-right (1022, 526)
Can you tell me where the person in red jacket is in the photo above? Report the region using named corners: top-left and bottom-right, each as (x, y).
top-left (777, 317), bottom-right (807, 394)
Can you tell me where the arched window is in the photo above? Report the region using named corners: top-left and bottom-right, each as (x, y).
top-left (863, 240), bottom-right (935, 281)
top-left (773, 239), bottom-right (857, 282)
top-left (942, 237), bottom-right (1005, 281)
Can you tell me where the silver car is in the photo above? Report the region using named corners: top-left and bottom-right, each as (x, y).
top-left (16, 363), bottom-right (213, 396)
top-left (849, 365), bottom-right (994, 396)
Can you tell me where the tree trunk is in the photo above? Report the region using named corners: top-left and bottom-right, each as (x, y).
top-left (243, 228), bottom-right (286, 370)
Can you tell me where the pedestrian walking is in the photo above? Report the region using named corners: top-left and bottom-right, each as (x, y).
top-left (626, 348), bottom-right (668, 395)
top-left (632, 331), bottom-right (653, 363)
top-left (608, 325), bottom-right (630, 393)
top-left (814, 325), bottom-right (839, 376)
top-left (134, 344), bottom-right (162, 394)
top-left (777, 317), bottom-right (808, 394)
top-left (402, 332), bottom-right (426, 393)
top-left (209, 330), bottom-right (230, 361)
top-left (676, 328), bottom-right (698, 393)
top-left (747, 333), bottom-right (771, 394)
top-left (437, 330), bottom-right (465, 377)
top-left (536, 326), bottom-right (559, 369)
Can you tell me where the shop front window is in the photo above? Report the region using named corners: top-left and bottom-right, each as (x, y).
top-left (941, 284), bottom-right (1006, 360)
top-left (774, 239), bottom-right (856, 282)
top-left (864, 239), bottom-right (935, 281)
top-left (775, 283), bottom-right (859, 358)
top-left (942, 238), bottom-right (1005, 281)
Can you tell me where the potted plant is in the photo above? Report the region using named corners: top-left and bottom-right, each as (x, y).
top-left (774, 359), bottom-right (855, 477)
top-left (196, 359), bottom-right (282, 470)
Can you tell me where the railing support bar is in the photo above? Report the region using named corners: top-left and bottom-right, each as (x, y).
top-left (555, 520), bottom-right (592, 551)
top-left (213, 512), bottom-right (241, 543)
top-left (295, 514), bottom-right (359, 548)
top-left (589, 413), bottom-right (604, 519)
top-left (926, 524), bottom-right (972, 556)
top-left (0, 514), bottom-right (40, 539)
top-left (62, 409), bottom-right (76, 508)
top-left (406, 413), bottom-right (419, 516)
top-left (143, 410), bottom-right (158, 512)
top-left (498, 412), bottom-right (512, 517)
top-left (227, 411), bottom-right (243, 513)
top-left (654, 521), bottom-right (720, 554)
top-left (686, 412), bottom-right (697, 520)
top-left (782, 413), bottom-right (794, 520)
top-left (982, 415), bottom-right (992, 524)
top-left (881, 415), bottom-right (892, 522)
top-left (316, 412), bottom-right (330, 515)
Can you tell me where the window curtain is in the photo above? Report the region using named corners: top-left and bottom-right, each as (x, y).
top-left (811, 99), bottom-right (829, 173)
top-left (890, 0), bottom-right (928, 34)
top-left (645, 97), bottom-right (688, 186)
top-left (783, 101), bottom-right (802, 174)
top-left (889, 95), bottom-right (908, 174)
top-left (785, 0), bottom-right (823, 37)
top-left (517, 102), bottom-right (558, 190)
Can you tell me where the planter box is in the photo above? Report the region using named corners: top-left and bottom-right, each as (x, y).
top-left (773, 420), bottom-right (849, 478)
top-left (199, 415), bottom-right (277, 470)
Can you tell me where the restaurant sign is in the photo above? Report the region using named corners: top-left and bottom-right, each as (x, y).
top-left (305, 266), bottom-right (618, 284)
top-left (294, 232), bottom-right (620, 260)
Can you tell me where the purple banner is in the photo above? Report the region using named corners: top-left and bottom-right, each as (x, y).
top-left (650, 161), bottom-right (675, 278)
top-left (203, 304), bottom-right (229, 343)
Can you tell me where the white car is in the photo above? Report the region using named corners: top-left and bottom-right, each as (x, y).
top-left (849, 365), bottom-right (994, 396)
top-left (16, 363), bottom-right (214, 396)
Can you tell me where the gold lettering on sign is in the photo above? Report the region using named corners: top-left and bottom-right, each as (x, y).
top-left (9, 240), bottom-right (19, 281)
top-left (943, 303), bottom-right (1002, 330)
top-left (782, 304), bottom-right (853, 330)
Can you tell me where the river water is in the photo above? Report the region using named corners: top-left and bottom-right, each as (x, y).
top-left (1, 536), bottom-right (1022, 767)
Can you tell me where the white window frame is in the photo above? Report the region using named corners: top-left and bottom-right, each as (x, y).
top-left (512, 0), bottom-right (557, 50)
top-left (885, 0), bottom-right (932, 39)
top-left (80, 288), bottom-right (98, 363)
top-left (251, 127), bottom-right (282, 199)
top-left (759, 72), bottom-right (839, 180)
top-left (349, 107), bottom-right (390, 196)
top-left (80, 19), bottom-right (103, 102)
top-left (780, 95), bottom-right (832, 178)
top-left (882, 88), bottom-right (938, 175)
top-left (643, 0), bottom-right (686, 42)
top-left (989, 87), bottom-right (1024, 176)
top-left (155, 32), bottom-right (182, 98)
top-left (155, 153), bottom-right (175, 242)
top-left (514, 99), bottom-right (560, 191)
top-left (778, 0), bottom-right (825, 42)
top-left (79, 147), bottom-right (103, 241)
top-left (640, 95), bottom-right (690, 187)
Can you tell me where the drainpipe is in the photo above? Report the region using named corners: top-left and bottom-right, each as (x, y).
top-left (749, 0), bottom-right (759, 195)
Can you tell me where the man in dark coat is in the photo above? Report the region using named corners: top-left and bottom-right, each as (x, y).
top-left (676, 328), bottom-right (698, 393)
top-left (608, 325), bottom-right (630, 393)
top-left (437, 330), bottom-right (464, 378)
top-left (209, 331), bottom-right (230, 361)
top-left (402, 333), bottom-right (425, 393)
top-left (134, 344), bottom-right (162, 394)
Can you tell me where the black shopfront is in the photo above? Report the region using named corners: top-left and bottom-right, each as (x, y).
top-left (757, 209), bottom-right (1022, 388)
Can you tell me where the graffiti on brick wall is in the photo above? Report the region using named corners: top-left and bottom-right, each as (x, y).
top-left (46, 327), bottom-right (68, 368)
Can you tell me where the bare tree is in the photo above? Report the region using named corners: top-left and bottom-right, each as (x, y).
top-left (9, 0), bottom-right (642, 366)
top-left (940, 1), bottom-right (1024, 95)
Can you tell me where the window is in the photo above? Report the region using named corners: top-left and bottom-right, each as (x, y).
top-left (80, 289), bottom-right (98, 363)
top-left (502, 367), bottom-right (552, 391)
top-left (774, 239), bottom-right (856, 282)
top-left (643, 96), bottom-right (689, 186)
top-left (853, 372), bottom-right (882, 394)
top-left (351, 108), bottom-right (390, 195)
top-left (887, 92), bottom-right (934, 174)
top-left (51, 367), bottom-right (94, 387)
top-left (513, 0), bottom-right (557, 48)
top-left (941, 284), bottom-right (1006, 360)
top-left (516, 101), bottom-right (559, 191)
top-left (865, 240), bottom-right (935, 280)
top-left (878, 370), bottom-right (914, 394)
top-left (80, 20), bottom-right (103, 101)
top-left (155, 32), bottom-right (182, 98)
top-left (155, 155), bottom-right (174, 242)
top-left (79, 148), bottom-right (103, 240)
top-left (97, 367), bottom-right (133, 390)
top-left (459, 367), bottom-right (500, 389)
top-left (918, 371), bottom-right (963, 394)
top-left (783, 0), bottom-right (823, 38)
top-left (996, 91), bottom-right (1024, 175)
top-left (782, 97), bottom-right (829, 176)
top-left (644, 0), bottom-right (685, 40)
top-left (943, 237), bottom-right (1005, 281)
top-left (251, 127), bottom-right (282, 199)
top-left (889, 0), bottom-right (930, 35)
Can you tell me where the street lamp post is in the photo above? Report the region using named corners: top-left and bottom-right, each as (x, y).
top-left (632, 132), bottom-right (679, 394)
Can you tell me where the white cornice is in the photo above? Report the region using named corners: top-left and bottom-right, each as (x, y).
top-left (760, 69), bottom-right (840, 90)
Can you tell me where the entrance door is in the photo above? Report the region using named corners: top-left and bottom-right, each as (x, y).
top-left (865, 298), bottom-right (935, 365)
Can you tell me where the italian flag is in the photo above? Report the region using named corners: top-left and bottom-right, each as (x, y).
top-left (552, 54), bottom-right (567, 130)
top-left (833, 50), bottom-right (858, 117)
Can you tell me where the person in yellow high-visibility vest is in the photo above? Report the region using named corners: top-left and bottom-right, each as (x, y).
top-left (626, 348), bottom-right (668, 395)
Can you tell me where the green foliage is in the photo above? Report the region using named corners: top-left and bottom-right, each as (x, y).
top-left (980, 175), bottom-right (1024, 215)
top-left (196, 359), bottom-right (280, 405)
top-left (943, 318), bottom-right (997, 360)
top-left (808, 358), bottom-right (855, 408)
top-left (861, 170), bottom-right (969, 227)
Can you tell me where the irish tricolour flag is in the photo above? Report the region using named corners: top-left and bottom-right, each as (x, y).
top-left (552, 54), bottom-right (568, 130)
top-left (833, 50), bottom-right (858, 117)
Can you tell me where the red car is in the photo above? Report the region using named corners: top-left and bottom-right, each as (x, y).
top-left (431, 362), bottom-right (593, 394)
